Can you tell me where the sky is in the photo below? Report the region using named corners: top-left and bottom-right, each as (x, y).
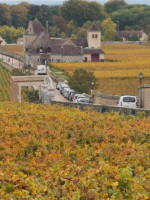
top-left (1, 0), bottom-right (150, 5)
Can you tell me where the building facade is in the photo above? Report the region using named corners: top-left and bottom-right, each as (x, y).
top-left (24, 18), bottom-right (104, 65)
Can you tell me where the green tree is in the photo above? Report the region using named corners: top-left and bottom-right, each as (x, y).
top-left (11, 2), bottom-right (30, 28)
top-left (129, 34), bottom-right (139, 41)
top-left (68, 68), bottom-right (98, 94)
top-left (104, 0), bottom-right (127, 14)
top-left (101, 18), bottom-right (117, 41)
top-left (27, 5), bottom-right (59, 28)
top-left (0, 4), bottom-right (11, 26)
top-left (60, 0), bottom-right (107, 27)
top-left (0, 26), bottom-right (25, 43)
top-left (111, 5), bottom-right (150, 32)
top-left (67, 20), bottom-right (76, 37)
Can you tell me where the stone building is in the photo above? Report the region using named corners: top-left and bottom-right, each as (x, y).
top-left (119, 30), bottom-right (148, 41)
top-left (24, 18), bottom-right (104, 65)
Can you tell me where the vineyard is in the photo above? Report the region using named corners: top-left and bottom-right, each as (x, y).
top-left (0, 102), bottom-right (149, 199)
top-left (0, 45), bottom-right (24, 56)
top-left (50, 43), bottom-right (150, 95)
top-left (0, 63), bottom-right (11, 100)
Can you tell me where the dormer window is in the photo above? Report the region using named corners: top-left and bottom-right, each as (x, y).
top-left (47, 47), bottom-right (51, 53)
top-left (39, 47), bottom-right (44, 53)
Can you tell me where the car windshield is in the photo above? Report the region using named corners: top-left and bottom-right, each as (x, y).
top-left (70, 92), bottom-right (75, 95)
top-left (123, 97), bottom-right (136, 102)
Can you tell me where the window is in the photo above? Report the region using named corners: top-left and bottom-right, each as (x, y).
top-left (92, 34), bottom-right (94, 38)
top-left (39, 47), bottom-right (44, 53)
top-left (47, 47), bottom-right (51, 53)
top-left (84, 57), bottom-right (87, 62)
top-left (95, 34), bottom-right (97, 38)
top-left (123, 97), bottom-right (136, 102)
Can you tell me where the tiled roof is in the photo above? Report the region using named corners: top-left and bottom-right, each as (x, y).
top-left (71, 39), bottom-right (88, 47)
top-left (25, 18), bottom-right (47, 35)
top-left (32, 18), bottom-right (47, 34)
top-left (119, 30), bottom-right (144, 38)
top-left (62, 45), bottom-right (82, 56)
top-left (28, 32), bottom-right (53, 53)
top-left (50, 38), bottom-right (66, 45)
top-left (88, 22), bottom-right (100, 32)
top-left (83, 48), bottom-right (104, 54)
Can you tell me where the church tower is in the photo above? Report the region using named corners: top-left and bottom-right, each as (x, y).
top-left (87, 22), bottom-right (101, 49)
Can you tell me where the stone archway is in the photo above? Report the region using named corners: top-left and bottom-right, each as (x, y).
top-left (10, 76), bottom-right (45, 102)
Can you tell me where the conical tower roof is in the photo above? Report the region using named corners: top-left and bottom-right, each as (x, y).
top-left (87, 22), bottom-right (100, 32)
top-left (32, 18), bottom-right (47, 34)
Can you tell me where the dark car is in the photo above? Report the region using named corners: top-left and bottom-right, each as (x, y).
top-left (68, 91), bottom-right (76, 101)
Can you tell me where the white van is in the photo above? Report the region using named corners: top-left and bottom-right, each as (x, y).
top-left (117, 95), bottom-right (137, 108)
top-left (37, 65), bottom-right (47, 75)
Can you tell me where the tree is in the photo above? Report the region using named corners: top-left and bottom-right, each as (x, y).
top-left (53, 16), bottom-right (67, 34)
top-left (0, 26), bottom-right (25, 43)
top-left (101, 18), bottom-right (117, 41)
top-left (60, 0), bottom-right (107, 27)
top-left (104, 0), bottom-right (127, 14)
top-left (68, 68), bottom-right (98, 94)
top-left (129, 34), bottom-right (139, 41)
top-left (26, 5), bottom-right (59, 28)
top-left (11, 2), bottom-right (30, 28)
top-left (67, 20), bottom-right (76, 37)
top-left (0, 4), bottom-right (11, 26)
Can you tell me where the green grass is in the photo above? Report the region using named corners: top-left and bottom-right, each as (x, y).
top-left (50, 66), bottom-right (69, 80)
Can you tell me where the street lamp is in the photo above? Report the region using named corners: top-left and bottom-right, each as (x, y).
top-left (12, 55), bottom-right (13, 67)
top-left (139, 72), bottom-right (143, 108)
top-left (91, 82), bottom-right (94, 95)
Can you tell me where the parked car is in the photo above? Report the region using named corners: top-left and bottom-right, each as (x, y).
top-left (73, 94), bottom-right (85, 103)
top-left (63, 87), bottom-right (71, 97)
top-left (68, 90), bottom-right (76, 101)
top-left (56, 82), bottom-right (64, 90)
top-left (77, 97), bottom-right (90, 103)
top-left (117, 95), bottom-right (137, 108)
top-left (60, 84), bottom-right (69, 94)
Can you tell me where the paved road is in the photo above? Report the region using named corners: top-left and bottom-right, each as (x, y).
top-left (52, 81), bottom-right (68, 102)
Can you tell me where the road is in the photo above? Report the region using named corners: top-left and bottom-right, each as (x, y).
top-left (52, 81), bottom-right (68, 102)
top-left (0, 53), bottom-right (68, 102)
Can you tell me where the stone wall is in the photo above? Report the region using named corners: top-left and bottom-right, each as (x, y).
top-left (138, 84), bottom-right (150, 109)
top-left (94, 92), bottom-right (120, 106)
top-left (50, 100), bottom-right (150, 117)
top-left (47, 68), bottom-right (64, 83)
top-left (0, 48), bottom-right (24, 62)
top-left (62, 55), bottom-right (83, 63)
top-left (10, 77), bottom-right (19, 101)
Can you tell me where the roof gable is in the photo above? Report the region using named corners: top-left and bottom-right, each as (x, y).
top-left (63, 39), bottom-right (75, 46)
top-left (32, 18), bottom-right (47, 35)
top-left (88, 22), bottom-right (100, 32)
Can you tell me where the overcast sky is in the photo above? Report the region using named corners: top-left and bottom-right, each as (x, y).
top-left (1, 0), bottom-right (150, 5)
